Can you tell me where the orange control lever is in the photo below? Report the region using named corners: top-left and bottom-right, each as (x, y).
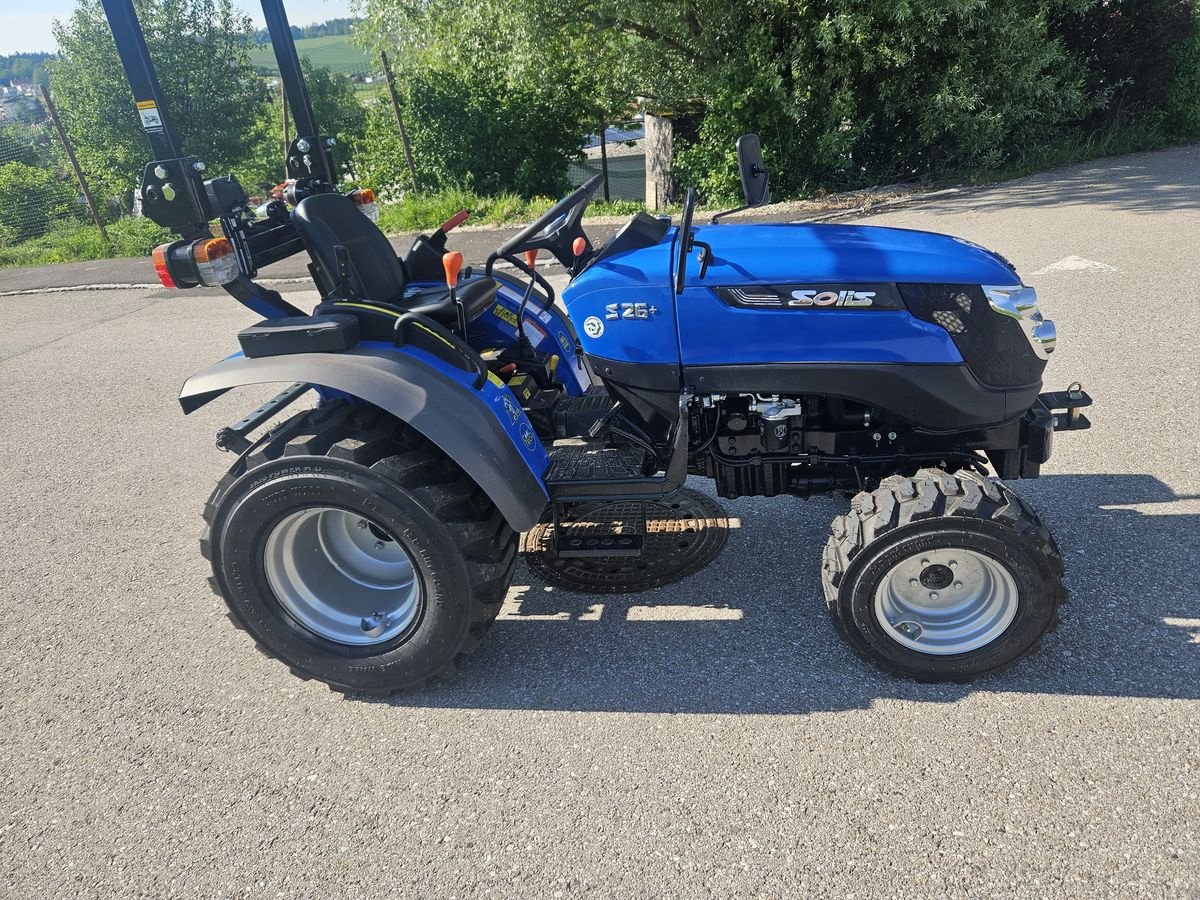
top-left (439, 209), bottom-right (470, 233)
top-left (442, 250), bottom-right (463, 288)
top-left (572, 237), bottom-right (587, 258)
top-left (524, 248), bottom-right (539, 271)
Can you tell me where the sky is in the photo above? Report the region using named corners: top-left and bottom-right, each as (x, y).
top-left (0, 0), bottom-right (355, 55)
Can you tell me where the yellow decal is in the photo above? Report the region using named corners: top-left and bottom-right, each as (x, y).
top-left (135, 100), bottom-right (157, 110)
top-left (491, 303), bottom-right (519, 329)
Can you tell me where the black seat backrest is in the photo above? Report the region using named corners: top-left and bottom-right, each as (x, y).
top-left (292, 193), bottom-right (407, 304)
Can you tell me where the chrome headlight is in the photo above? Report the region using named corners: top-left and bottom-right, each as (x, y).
top-left (982, 284), bottom-right (1056, 359)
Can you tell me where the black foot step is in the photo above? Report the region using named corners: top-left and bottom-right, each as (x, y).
top-left (555, 532), bottom-right (645, 558)
top-left (545, 442), bottom-right (651, 483)
top-left (554, 386), bottom-right (615, 438)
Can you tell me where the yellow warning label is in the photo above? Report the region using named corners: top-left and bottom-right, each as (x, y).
top-left (491, 303), bottom-right (519, 329)
top-left (135, 100), bottom-right (157, 109)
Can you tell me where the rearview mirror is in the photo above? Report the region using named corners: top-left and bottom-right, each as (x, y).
top-left (737, 134), bottom-right (769, 207)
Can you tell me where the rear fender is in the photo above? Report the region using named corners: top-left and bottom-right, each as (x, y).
top-left (178, 343), bottom-right (550, 531)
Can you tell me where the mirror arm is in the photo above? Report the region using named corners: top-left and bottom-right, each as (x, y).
top-left (710, 203), bottom-right (752, 225)
top-left (694, 240), bottom-right (713, 278)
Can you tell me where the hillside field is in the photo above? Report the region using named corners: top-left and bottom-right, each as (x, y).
top-left (250, 35), bottom-right (372, 74)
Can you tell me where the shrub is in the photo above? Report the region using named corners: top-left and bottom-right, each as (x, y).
top-left (1052, 0), bottom-right (1198, 119)
top-left (674, 1), bottom-right (1099, 203)
top-left (354, 63), bottom-right (591, 199)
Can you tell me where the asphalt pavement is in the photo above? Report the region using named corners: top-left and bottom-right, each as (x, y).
top-left (1, 147), bottom-right (1198, 897)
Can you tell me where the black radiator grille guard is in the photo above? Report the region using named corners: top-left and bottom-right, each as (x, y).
top-left (900, 283), bottom-right (1046, 388)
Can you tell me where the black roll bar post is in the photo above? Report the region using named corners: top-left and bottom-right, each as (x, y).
top-left (260, 0), bottom-right (338, 187)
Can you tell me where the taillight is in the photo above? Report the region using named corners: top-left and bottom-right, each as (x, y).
top-left (191, 238), bottom-right (239, 286)
top-left (152, 242), bottom-right (177, 288)
top-left (150, 237), bottom-right (240, 289)
top-left (350, 188), bottom-right (379, 223)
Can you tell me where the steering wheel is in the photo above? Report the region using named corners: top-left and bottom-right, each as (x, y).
top-left (488, 174), bottom-right (604, 273)
top-left (674, 187), bottom-right (697, 294)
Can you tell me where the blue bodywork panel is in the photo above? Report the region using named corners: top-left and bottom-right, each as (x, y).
top-left (562, 241), bottom-right (680, 366)
top-left (565, 221), bottom-right (1018, 370)
top-left (357, 340), bottom-right (550, 479)
top-left (690, 223), bottom-right (1018, 286)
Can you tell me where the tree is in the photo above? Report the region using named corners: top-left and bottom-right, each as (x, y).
top-left (359, 0), bottom-right (1106, 202)
top-left (244, 59), bottom-right (368, 187)
top-left (356, 0), bottom-right (611, 196)
top-left (50, 0), bottom-right (270, 207)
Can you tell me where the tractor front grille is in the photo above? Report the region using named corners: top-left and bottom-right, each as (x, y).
top-left (900, 284), bottom-right (1046, 388)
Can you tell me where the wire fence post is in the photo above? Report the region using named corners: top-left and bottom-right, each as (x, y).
top-left (281, 85), bottom-right (290, 179)
top-left (39, 84), bottom-right (109, 247)
top-left (599, 122), bottom-right (610, 202)
top-left (379, 49), bottom-right (420, 194)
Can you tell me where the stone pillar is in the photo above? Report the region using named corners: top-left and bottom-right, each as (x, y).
top-left (643, 111), bottom-right (674, 210)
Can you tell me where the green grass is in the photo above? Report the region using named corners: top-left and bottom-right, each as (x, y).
top-left (957, 116), bottom-right (1180, 186)
top-left (0, 117), bottom-right (1183, 270)
top-left (0, 193), bottom-right (643, 269)
top-left (0, 217), bottom-right (171, 269)
top-left (375, 189), bottom-right (646, 233)
top-left (250, 35), bottom-right (372, 75)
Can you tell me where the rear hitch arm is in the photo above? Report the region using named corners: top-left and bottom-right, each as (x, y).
top-left (215, 382), bottom-right (312, 453)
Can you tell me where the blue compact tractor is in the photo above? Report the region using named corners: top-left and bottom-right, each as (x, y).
top-left (103, 0), bottom-right (1092, 693)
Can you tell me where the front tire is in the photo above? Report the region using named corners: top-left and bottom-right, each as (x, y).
top-left (822, 468), bottom-right (1066, 681)
top-left (201, 401), bottom-right (517, 696)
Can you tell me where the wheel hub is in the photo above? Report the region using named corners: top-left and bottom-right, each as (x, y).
top-left (263, 507), bottom-right (422, 646)
top-left (874, 547), bottom-right (1019, 655)
top-left (919, 563), bottom-right (954, 590)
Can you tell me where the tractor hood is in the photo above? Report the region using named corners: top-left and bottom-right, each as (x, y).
top-left (690, 222), bottom-right (1020, 286)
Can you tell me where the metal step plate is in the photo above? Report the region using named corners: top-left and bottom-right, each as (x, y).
top-left (545, 442), bottom-right (650, 483)
top-left (522, 488), bottom-right (730, 593)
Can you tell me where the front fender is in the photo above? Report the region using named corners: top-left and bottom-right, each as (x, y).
top-left (179, 345), bottom-right (550, 532)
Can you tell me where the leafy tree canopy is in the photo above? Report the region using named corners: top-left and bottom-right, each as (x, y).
top-left (50, 0), bottom-right (269, 204)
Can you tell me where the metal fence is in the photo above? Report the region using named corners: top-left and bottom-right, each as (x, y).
top-left (566, 122), bottom-right (646, 202)
top-left (0, 90), bottom-right (90, 247)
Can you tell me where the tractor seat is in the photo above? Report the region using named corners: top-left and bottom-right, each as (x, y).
top-left (291, 192), bottom-right (496, 328)
top-left (315, 279), bottom-right (498, 342)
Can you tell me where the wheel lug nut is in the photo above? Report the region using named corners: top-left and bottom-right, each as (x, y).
top-left (374, 541), bottom-right (385, 550)
top-left (949, 560), bottom-right (958, 569)
top-left (909, 579), bottom-right (919, 587)
top-left (357, 520), bottom-right (368, 529)
top-left (920, 558), bottom-right (930, 566)
top-left (929, 592), bottom-right (939, 601)
top-left (954, 581), bottom-right (963, 589)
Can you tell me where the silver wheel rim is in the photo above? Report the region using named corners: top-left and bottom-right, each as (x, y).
top-left (873, 547), bottom-right (1019, 655)
top-left (263, 507), bottom-right (422, 646)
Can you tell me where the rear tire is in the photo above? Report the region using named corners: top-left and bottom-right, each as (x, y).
top-left (822, 467), bottom-right (1065, 682)
top-left (201, 401), bottom-right (517, 696)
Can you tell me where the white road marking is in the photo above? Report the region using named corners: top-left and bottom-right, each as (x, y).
top-left (626, 605), bottom-right (744, 622)
top-left (1032, 255), bottom-right (1119, 275)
